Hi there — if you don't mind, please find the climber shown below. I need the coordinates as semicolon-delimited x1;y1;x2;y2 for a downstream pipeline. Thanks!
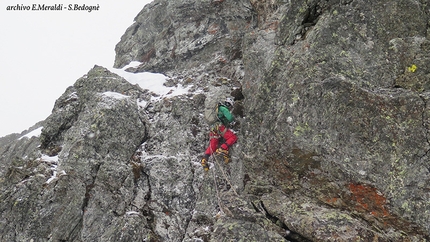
201;97;238;171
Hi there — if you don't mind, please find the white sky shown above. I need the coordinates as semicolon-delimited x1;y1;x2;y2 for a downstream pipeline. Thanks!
0;0;153;137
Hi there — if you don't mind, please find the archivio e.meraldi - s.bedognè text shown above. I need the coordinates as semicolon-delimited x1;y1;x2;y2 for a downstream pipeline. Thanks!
6;4;100;12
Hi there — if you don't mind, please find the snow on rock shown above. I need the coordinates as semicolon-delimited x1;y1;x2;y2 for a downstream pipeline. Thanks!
37;154;66;184
98;92;131;109
102;91;130;100
109;62;191;102
19;127;43;140
126;211;140;216
137;99;148;109
39;154;59;164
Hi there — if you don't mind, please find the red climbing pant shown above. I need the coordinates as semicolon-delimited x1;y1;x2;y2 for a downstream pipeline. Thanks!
204;124;237;156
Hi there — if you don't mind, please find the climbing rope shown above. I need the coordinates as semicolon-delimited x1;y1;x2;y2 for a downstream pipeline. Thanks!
213;155;239;196
210;158;224;215
209;145;239;197
206;143;227;215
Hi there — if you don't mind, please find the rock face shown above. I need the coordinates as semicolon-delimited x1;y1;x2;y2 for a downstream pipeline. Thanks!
1;0;430;241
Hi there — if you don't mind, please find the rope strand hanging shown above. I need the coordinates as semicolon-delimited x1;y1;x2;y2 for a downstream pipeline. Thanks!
209;145;239;197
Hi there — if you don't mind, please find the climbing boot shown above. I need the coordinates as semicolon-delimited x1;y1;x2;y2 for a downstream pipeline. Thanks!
216;147;229;156
223;155;230;164
201;158;209;171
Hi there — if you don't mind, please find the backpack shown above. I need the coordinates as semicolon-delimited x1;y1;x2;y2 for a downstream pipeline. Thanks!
205;102;223;125
204;94;234;125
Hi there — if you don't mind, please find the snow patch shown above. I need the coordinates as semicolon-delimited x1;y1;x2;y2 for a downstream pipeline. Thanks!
123;61;142;69
46;169;58;184
102;91;130;100
141;154;179;161
40;154;59;163
66;92;79;101
137;99;148;108
126;211;140;216
37;155;66;184
109;62;191;101
19;127;43;140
